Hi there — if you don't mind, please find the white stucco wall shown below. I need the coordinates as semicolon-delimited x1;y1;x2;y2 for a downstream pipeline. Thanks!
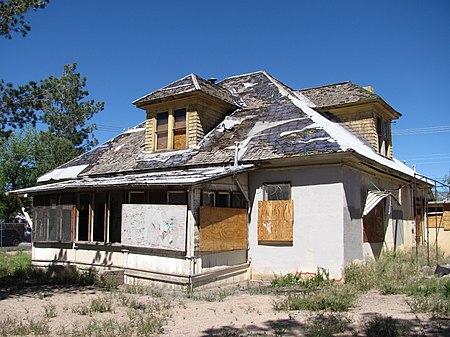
342;165;417;263
248;165;345;279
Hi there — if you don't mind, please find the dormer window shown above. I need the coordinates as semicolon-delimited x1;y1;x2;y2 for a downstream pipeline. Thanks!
155;108;187;151
156;111;169;150
173;108;187;150
376;116;390;156
134;74;239;153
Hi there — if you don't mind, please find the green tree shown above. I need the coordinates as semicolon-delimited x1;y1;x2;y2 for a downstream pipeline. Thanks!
0;129;37;220
0;0;49;39
39;63;104;151
0;63;104;219
0;79;41;140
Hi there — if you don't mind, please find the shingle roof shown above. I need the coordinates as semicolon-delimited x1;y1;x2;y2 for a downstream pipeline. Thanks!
297;81;378;108
28;71;415;187
298;81;400;118
133;74;238;107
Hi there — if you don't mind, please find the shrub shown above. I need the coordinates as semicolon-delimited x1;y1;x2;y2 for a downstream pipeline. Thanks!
365;315;410;337
271;267;331;289
274;284;357;312
305;313;351;337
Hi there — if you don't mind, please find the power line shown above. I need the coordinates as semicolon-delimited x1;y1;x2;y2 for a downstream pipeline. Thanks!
392;125;450;136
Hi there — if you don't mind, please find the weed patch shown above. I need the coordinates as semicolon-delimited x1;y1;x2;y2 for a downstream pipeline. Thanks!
305;313;351;337
274;284;357;312
365;315;410;337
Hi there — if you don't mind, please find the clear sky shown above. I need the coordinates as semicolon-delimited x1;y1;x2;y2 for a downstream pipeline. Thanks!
2;0;449;182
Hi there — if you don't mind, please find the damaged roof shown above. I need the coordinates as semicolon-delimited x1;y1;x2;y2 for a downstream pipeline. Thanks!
15;165;255;195
298;81;401;117
133;74;238;107
29;70;416;189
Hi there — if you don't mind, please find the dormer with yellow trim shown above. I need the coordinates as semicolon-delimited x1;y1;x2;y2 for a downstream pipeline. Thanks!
133;74;239;153
299;82;401;159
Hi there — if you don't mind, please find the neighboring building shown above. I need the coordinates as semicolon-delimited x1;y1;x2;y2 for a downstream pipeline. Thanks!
14;71;432;288
427;200;450;255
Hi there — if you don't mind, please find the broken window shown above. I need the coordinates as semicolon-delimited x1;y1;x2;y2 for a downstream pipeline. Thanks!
202;191;215;207
93;193;106;242
148;190;166;204
363;203;385;243
78;193;90;241
217;192;230;208
376;116;390;157
128;191;146;204
109;191;124;243
263;183;291;200
168;191;187;205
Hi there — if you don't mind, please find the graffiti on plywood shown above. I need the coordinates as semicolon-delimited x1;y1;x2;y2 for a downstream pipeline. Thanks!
121;204;187;251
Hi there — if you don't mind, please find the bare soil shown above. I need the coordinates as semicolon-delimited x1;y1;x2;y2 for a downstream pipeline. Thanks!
1;284;449;336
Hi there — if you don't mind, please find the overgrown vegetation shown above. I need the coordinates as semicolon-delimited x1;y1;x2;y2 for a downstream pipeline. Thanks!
364;315;410;337
345;248;450;316
304;313;351;337
271;268;357;312
274;283;357;312
0;250;97;288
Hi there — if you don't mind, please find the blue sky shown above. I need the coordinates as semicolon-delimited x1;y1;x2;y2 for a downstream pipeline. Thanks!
2;0;449;182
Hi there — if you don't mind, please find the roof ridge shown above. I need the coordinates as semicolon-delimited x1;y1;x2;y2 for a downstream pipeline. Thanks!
191;74;201;90
297;81;352;91
132;74;194;104
219;70;266;82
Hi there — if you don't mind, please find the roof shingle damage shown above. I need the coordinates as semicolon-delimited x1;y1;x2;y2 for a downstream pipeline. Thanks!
28;70;416;191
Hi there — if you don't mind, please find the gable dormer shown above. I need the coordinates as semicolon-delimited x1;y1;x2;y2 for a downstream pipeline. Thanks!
133;74;239;153
299;82;401;159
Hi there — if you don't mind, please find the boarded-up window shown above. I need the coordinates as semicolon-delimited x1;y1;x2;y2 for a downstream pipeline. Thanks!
33;205;73;242
156;111;169;150
173;108;186;150
258;200;294;244
199;206;247;252
363;203;385;242
121;204;187;250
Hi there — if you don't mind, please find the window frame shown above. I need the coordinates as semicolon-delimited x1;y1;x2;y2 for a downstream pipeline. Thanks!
154;107;188;152
263;182;291;201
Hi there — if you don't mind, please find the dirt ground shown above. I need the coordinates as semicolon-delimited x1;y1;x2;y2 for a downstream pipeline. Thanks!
0;283;449;336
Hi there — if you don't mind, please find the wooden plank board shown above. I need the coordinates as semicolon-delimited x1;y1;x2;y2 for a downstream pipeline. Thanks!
444;211;450;231
258;200;294;242
199;207;247;252
427;215;444;228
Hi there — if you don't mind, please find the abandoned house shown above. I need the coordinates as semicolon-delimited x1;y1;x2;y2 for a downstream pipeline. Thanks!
14;71;432;288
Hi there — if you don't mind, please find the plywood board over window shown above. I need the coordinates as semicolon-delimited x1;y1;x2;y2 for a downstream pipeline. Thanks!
121;204;187;251
199;206;247;252
258;200;294;244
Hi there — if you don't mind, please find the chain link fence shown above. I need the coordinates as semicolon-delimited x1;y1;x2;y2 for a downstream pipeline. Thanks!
0;221;27;247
